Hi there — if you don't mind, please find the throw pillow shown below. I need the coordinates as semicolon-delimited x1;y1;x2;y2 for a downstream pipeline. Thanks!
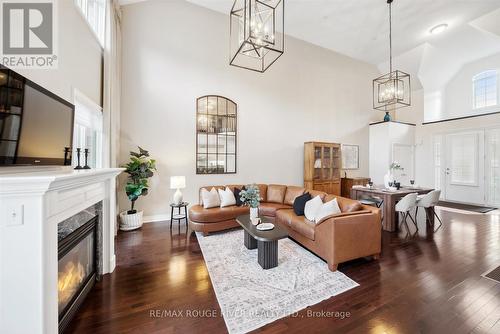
233;186;246;206
201;187;220;209
304;195;323;222
218;187;236;208
315;198;342;223
293;192;311;216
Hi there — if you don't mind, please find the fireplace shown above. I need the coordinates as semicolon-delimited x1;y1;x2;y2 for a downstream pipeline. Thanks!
58;215;98;332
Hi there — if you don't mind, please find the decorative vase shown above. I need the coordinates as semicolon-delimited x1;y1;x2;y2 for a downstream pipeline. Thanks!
384;170;394;189
383;111;391;122
250;207;258;219
119;210;144;231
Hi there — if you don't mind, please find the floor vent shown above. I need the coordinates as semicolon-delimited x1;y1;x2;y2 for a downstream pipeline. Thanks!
483;265;500;283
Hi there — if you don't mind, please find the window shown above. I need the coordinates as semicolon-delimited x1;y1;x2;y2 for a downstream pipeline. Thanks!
473;70;498;109
486;128;500;206
196;96;237;174
73;90;103;168
449;133;478;186
74;0;106;46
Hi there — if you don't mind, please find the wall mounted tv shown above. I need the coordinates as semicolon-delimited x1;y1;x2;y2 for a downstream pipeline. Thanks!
0;65;75;166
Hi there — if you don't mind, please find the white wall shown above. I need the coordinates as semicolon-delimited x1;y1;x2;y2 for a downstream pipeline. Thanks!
397;89;500;191
444;52;500;120
119;0;381;219
15;0;102;106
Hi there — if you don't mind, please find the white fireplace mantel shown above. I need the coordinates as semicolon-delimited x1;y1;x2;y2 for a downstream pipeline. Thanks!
0;168;123;334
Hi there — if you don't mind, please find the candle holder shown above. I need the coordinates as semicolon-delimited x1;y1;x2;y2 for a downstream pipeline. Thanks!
74;148;83;170
83;149;91;169
63;147;71;166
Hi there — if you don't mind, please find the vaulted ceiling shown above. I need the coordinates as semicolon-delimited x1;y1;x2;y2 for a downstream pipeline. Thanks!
122;0;500;90
187;0;500;63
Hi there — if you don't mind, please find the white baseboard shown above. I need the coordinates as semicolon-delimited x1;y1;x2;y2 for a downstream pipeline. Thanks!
143;214;171;223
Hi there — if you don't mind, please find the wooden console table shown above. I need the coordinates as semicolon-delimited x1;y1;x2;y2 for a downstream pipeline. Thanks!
341;177;370;198
351;186;434;232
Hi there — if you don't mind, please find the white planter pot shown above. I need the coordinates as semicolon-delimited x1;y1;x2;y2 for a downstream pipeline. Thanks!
250;207;259;219
119;210;144;231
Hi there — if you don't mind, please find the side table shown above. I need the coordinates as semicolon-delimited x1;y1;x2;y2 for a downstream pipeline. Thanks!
170;202;189;230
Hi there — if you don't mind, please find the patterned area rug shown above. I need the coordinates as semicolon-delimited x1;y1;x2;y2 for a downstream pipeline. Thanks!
196;230;359;334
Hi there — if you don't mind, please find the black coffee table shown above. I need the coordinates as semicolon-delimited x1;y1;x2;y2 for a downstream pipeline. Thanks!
236;215;288;269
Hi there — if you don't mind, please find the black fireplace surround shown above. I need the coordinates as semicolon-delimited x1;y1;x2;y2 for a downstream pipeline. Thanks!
57;202;102;333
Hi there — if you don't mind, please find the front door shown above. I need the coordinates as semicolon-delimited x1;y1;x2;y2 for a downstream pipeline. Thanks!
445;130;485;205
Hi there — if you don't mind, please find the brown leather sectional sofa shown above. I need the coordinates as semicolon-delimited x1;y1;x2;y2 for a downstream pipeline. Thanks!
189;184;382;271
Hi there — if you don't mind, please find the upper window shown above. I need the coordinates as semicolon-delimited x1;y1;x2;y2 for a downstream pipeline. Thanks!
74;0;106;46
73;90;103;169
473;70;498;110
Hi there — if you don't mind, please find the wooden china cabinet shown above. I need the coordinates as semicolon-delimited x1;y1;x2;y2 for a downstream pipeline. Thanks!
304;142;341;195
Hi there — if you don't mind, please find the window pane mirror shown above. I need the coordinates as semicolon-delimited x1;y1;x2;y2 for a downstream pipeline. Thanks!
196;95;237;174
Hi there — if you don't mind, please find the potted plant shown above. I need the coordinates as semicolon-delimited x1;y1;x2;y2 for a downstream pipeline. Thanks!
240;184;261;220
119;147;156;231
384;162;404;189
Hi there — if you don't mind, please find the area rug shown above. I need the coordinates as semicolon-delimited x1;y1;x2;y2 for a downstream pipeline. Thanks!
196;230;359;334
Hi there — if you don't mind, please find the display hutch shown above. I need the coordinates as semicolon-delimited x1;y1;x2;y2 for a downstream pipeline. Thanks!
304;142;341;195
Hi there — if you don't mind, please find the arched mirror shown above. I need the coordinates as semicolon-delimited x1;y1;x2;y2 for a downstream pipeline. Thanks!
196;95;237;174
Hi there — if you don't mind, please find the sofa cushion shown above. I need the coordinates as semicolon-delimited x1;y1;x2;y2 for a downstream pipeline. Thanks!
290;215;316;241
218;187;236;208
342;201;363;213
267;184;287;203
336;196;364;213
189;205;249;223
308;190;327;201
233;186;245;206
257;184;268;202
201;188;221;209
315;198;341;223
284;186;305;205
259;202;290;217
199;186;224;205
293;192;311;216
304;195;323;222
276;209;295;226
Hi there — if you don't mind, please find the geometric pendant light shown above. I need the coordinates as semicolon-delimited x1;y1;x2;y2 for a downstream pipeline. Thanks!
229;0;285;73
373;0;411;116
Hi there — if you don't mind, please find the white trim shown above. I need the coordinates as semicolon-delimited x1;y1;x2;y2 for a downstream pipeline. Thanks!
143;214;171;223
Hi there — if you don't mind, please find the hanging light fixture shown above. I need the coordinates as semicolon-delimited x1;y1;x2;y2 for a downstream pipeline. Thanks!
373;0;411;120
229;0;284;73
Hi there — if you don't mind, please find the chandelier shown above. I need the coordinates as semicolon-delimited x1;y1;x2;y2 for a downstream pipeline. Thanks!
373;0;411;118
229;0;284;73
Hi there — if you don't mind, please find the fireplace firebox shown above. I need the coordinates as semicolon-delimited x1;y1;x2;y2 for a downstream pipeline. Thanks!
58;216;98;332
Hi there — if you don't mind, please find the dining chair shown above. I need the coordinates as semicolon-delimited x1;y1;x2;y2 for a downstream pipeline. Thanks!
360;196;384;208
415;190;442;229
395;193;418;233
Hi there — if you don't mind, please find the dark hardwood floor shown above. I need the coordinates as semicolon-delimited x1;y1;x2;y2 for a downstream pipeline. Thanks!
67;209;500;334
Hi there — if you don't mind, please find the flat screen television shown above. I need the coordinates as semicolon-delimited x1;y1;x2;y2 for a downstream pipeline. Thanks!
0;66;74;166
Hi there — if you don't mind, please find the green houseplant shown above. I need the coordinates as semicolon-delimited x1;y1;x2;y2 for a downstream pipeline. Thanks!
240;184;261;219
119;147;156;231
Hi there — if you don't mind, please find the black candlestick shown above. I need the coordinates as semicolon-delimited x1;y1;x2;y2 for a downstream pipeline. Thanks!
63;147;71;166
74;148;83;170
83;149;91;169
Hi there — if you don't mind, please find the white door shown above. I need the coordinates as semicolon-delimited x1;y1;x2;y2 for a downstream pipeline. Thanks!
485;128;500;206
392;143;414;186
445;130;485;205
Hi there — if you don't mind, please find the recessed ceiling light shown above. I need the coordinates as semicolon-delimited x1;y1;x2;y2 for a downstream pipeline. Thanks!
430;23;448;35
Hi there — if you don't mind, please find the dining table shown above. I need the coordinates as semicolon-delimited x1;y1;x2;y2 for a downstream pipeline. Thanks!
350;185;434;232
